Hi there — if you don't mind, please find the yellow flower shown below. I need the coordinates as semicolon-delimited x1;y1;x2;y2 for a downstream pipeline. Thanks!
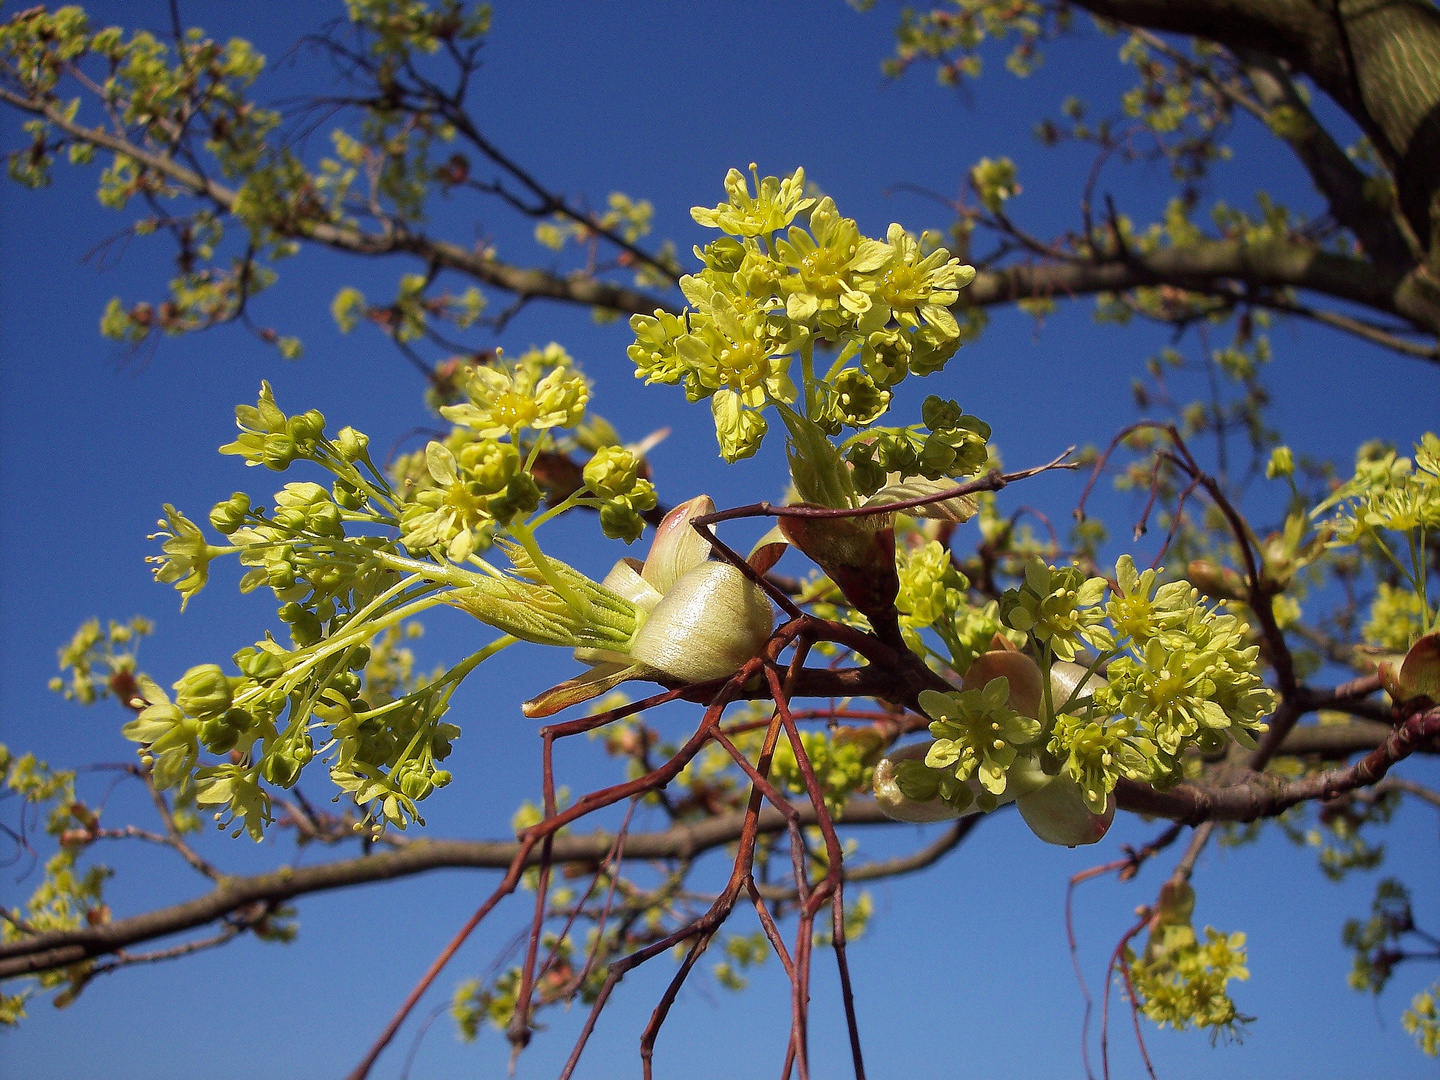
874;223;974;337
441;356;588;437
690;164;815;237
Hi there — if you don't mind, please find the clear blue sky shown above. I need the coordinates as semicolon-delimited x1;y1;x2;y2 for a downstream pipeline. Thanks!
2;3;1437;1078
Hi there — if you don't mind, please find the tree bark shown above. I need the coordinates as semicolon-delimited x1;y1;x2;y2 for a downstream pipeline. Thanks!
1073;0;1440;270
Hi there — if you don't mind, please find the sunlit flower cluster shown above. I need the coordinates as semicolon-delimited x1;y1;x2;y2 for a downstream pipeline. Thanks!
629;165;976;461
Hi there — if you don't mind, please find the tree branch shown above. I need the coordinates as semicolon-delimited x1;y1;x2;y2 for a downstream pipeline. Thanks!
964;237;1439;338
0;87;677;320
1234;47;1415;266
1071;0;1440;263
1;706;1416;984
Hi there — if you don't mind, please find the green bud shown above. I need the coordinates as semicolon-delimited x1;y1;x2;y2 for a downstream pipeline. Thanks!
209;492;251;534
174;664;235;720
198;708;251;754
846;442;888;496
287;409;325;445
346;645;371;670
922;395;964;432
917;434;958;477
273;507;308;533
458;439;519;495
599;501;647;543
331;671;362;700
335;426;369;462
261;751;301;788
310;501;343;537
234;646;287;681
1266;445;1294;480
431;769;453;788
198;717;239;754
583;445;641;500
861;327;911;387
265;557;298;591
333;480;364;510
700;236;746;273
262;433;297;470
398;767;433;801
487;472;542;524
277;603;323;646
831;369;890;426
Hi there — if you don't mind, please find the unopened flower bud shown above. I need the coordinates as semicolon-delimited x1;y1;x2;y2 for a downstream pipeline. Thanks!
583;445;641;500
234;646;287;681
209;492;251;534
174;664;235;720
262;433;297;470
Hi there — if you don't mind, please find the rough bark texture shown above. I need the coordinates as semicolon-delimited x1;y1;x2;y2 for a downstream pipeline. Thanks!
1075;0;1440;271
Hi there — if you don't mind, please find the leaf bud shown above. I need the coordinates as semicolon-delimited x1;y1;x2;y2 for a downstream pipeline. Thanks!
627;562;774;683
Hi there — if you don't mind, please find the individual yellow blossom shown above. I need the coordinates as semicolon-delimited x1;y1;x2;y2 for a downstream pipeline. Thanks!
441;357;588;437
690;164;815;237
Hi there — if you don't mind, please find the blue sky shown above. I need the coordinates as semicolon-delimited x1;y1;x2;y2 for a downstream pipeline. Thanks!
1;2;1437;1078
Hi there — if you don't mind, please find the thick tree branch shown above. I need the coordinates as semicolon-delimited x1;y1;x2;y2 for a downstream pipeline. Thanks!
1071;0;1440;263
0;797;902;980
965;236;1439;338
1235;47;1414;266
1118;705;1440;823
0;709;1412;984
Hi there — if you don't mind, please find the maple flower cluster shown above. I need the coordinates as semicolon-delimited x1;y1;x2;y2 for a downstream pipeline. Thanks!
628;165;977;461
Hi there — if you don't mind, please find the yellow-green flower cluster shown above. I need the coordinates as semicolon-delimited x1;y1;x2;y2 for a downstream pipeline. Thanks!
441;347;589;438
1106;554;1195;643
628;166;976;461
1364;582;1428;653
582;444;658;543
1404;985;1440;1056
1321;433;1440;543
896;540;968;632
918;679;1041;807
845;395;992;496
770;728;879;817
1129;923;1251;1036
148;505;231;610
1099;601;1273;778
1047;712;1150;814
1000;558;1112;661
398;440;520;561
48;616;153;705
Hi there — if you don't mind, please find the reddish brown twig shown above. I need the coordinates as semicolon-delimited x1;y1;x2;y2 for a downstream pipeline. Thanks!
694;449;1076;527
1067;823;1183;1080
1101;913;1153;1080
